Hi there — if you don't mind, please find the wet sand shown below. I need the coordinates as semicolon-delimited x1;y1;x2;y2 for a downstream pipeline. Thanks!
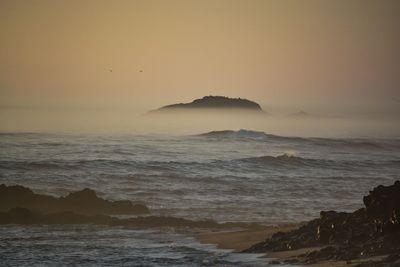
195;225;386;267
195;224;300;252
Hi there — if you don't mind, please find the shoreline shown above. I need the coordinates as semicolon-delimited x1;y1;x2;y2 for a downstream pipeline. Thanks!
194;225;387;267
2;182;399;267
195;224;300;252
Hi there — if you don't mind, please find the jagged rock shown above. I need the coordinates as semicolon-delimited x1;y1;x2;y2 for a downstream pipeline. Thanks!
363;181;400;233
60;188;149;214
0;184;149;215
244;181;400;266
353;254;400;267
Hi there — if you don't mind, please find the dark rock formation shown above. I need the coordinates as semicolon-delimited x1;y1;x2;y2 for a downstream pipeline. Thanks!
0;184;265;230
0;184;149;215
353;254;400;267
244;181;400;266
153;96;263;112
0;208;113;225
363;181;400;233
113;216;222;228
0;207;262;230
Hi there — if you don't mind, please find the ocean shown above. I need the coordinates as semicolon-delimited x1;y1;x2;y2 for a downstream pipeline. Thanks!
1;130;399;266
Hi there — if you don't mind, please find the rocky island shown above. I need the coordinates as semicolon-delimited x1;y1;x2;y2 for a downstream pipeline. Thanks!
151;96;263;112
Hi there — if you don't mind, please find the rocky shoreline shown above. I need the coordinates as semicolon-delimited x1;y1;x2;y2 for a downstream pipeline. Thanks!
0;184;261;230
0;184;149;215
1;182;399;266
244;181;400;266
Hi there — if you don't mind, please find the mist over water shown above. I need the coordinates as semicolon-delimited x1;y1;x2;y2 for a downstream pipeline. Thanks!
1;108;399;266
1;108;399;138
1;0;400;265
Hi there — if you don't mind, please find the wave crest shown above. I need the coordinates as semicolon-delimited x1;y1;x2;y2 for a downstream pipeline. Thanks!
197;129;398;150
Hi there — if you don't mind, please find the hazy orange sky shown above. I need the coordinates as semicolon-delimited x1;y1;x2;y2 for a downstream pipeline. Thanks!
0;0;399;134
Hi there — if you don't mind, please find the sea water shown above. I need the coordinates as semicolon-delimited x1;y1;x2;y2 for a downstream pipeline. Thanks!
1;130;399;266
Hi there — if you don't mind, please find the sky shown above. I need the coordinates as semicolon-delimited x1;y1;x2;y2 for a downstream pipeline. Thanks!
0;0;399;134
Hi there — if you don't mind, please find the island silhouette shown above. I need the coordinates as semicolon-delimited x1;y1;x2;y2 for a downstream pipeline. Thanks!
152;96;263;112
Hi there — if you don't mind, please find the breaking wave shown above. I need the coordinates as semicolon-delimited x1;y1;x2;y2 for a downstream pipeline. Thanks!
235;153;400;169
197;129;399;150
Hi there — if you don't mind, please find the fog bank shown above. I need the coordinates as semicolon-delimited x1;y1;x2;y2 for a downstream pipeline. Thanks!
1;108;398;138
